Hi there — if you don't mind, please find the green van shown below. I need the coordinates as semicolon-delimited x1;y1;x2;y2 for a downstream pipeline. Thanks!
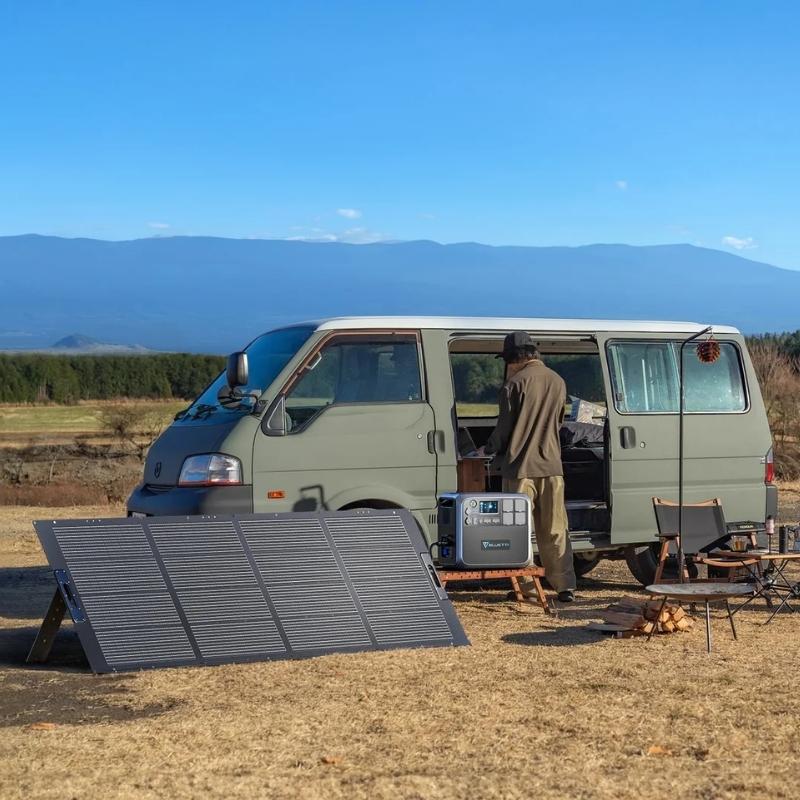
127;317;777;584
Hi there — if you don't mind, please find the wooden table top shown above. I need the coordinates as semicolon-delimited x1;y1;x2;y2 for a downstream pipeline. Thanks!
645;582;754;600
712;550;800;561
436;566;545;578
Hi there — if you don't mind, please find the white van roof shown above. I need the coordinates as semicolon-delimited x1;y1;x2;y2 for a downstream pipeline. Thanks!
309;316;740;334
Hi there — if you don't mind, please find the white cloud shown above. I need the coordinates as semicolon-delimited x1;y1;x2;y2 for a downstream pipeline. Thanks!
615;180;628;190
722;235;757;251
148;221;171;230
339;227;388;244
284;225;389;244
337;208;362;219
286;233;339;242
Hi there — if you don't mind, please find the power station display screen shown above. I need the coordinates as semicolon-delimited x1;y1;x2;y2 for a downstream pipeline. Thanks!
478;500;498;514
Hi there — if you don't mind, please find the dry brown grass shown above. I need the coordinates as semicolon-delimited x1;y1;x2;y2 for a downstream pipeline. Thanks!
2;503;800;800
0;483;110;507
749;342;800;479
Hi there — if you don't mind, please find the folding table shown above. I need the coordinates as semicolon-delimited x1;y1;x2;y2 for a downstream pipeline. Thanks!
712;551;800;623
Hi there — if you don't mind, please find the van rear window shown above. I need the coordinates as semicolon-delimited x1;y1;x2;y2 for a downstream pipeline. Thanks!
607;341;747;414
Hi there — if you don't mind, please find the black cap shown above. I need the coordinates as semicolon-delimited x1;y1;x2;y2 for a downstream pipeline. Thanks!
497;330;535;361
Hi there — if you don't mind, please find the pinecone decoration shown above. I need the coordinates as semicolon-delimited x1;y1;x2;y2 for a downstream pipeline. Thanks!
696;339;721;364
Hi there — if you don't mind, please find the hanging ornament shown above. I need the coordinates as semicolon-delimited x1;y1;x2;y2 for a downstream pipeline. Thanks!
696;338;721;364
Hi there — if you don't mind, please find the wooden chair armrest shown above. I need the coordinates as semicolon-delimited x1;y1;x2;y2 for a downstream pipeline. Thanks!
700;557;759;568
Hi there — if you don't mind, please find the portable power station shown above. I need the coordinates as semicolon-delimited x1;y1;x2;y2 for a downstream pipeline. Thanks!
436;493;532;569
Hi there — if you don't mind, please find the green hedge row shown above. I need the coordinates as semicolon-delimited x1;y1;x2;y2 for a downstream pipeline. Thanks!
0;354;226;403
1;331;796;405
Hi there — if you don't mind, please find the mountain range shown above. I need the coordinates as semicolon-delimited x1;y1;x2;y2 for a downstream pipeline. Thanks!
0;234;797;353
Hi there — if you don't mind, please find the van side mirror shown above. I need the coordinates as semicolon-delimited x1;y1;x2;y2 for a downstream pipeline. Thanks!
263;395;287;436
226;352;249;388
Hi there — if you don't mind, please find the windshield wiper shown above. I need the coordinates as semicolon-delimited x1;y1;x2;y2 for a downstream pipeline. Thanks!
191;403;218;419
217;386;263;414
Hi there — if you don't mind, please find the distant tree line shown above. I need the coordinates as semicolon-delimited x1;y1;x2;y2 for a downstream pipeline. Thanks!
0;354;225;403
451;354;605;404
0;330;797;405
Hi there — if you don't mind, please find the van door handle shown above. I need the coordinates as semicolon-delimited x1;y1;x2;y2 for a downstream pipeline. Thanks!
619;426;637;449
427;430;445;454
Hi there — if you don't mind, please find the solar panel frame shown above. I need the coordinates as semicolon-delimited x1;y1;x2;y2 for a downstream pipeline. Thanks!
33;509;468;672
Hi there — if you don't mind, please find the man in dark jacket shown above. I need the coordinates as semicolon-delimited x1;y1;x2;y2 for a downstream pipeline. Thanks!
480;331;577;602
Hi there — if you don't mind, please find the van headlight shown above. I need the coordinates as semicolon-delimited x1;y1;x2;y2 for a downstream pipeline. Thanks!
178;454;243;487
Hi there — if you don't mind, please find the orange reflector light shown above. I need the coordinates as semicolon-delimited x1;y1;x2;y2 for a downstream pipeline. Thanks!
267;490;286;500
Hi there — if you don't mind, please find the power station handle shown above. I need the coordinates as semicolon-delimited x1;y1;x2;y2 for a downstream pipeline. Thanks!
620;426;637;449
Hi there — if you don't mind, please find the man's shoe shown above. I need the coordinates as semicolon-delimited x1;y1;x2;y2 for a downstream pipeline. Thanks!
557;590;575;603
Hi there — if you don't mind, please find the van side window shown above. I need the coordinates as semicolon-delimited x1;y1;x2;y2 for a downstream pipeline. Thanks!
450;352;605;417
286;336;422;431
608;341;746;413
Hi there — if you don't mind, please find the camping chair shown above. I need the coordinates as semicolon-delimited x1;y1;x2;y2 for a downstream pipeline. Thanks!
648;498;761;652
652;497;759;583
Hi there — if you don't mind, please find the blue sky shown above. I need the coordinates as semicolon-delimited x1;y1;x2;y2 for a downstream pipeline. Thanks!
1;1;799;268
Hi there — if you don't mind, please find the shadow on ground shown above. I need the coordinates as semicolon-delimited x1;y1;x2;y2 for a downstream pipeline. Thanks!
0;625;87;670
0;566;57;620
502;628;606;647
0;628;183;728
0;662;183;728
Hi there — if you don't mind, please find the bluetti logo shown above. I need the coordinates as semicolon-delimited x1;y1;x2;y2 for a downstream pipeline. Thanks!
481;539;511;551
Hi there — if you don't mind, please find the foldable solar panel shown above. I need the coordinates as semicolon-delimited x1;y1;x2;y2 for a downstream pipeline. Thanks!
30;509;468;672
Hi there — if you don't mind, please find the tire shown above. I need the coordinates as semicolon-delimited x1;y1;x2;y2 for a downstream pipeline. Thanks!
624;544;698;586
573;551;602;577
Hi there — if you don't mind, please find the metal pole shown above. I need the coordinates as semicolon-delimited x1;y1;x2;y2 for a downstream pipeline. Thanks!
678;326;712;584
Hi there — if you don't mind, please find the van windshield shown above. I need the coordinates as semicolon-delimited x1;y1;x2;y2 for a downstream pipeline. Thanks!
177;326;315;423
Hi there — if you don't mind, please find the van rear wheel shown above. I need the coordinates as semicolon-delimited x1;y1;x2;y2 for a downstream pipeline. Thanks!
624;544;698;585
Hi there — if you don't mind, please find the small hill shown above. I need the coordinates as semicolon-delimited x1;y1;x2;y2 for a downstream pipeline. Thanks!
0;332;155;355
48;334;153;354
52;334;105;349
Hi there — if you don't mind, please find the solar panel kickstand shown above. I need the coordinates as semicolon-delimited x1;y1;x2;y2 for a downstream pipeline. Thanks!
27;586;67;664
27;569;87;665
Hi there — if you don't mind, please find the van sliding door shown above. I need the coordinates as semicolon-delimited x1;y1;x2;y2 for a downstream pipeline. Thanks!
597;332;769;546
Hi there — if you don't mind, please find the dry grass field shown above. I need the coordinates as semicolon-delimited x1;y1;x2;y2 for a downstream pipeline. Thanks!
2;492;800;800
0;401;186;506
0;400;185;445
